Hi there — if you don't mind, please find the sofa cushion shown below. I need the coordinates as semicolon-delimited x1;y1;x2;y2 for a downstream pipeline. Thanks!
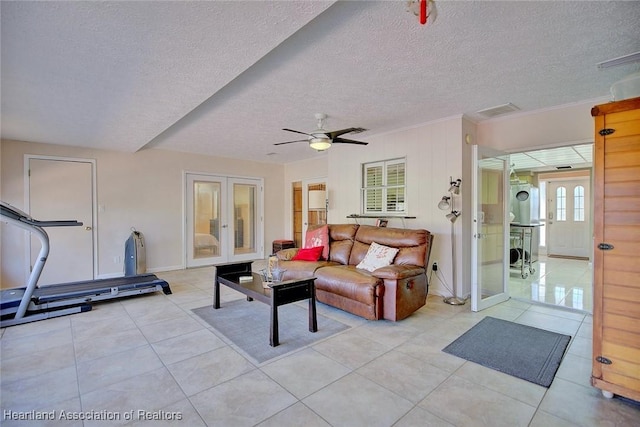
356;242;399;272
315;265;382;305
292;246;323;261
305;224;329;260
327;224;359;264
279;259;337;281
350;225;430;267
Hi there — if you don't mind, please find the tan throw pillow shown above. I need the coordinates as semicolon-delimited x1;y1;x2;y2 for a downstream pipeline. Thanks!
356;242;399;272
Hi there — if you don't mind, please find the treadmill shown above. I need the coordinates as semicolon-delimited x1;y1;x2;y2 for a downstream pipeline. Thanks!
0;201;171;327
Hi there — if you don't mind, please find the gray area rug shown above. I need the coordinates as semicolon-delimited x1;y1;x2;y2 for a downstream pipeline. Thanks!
442;316;571;387
193;300;350;364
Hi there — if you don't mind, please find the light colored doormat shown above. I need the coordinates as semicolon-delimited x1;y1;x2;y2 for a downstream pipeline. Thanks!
193;300;350;365
442;316;571;387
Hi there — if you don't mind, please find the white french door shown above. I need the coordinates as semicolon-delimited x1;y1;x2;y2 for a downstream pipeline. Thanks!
186;173;263;267
471;145;510;311
547;177;591;258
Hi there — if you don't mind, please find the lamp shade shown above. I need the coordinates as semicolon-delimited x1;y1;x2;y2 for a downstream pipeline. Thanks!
308;190;326;210
446;211;461;223
438;196;451;210
309;135;332;151
449;179;461;194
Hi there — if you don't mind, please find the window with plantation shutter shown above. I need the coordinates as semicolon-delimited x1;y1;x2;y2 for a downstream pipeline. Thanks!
362;158;407;215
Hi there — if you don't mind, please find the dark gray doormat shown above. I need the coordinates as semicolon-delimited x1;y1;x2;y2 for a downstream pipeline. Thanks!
193;300;350;365
442;316;571;387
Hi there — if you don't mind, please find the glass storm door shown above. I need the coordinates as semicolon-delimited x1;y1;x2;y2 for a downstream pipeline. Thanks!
471;145;510;311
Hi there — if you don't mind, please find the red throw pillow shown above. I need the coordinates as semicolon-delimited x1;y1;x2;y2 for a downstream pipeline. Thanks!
305;224;329;260
292;246;324;261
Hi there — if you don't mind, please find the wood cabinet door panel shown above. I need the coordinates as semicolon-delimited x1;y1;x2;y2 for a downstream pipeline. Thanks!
592;97;640;399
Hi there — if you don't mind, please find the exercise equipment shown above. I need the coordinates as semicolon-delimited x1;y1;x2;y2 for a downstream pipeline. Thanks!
0;201;171;327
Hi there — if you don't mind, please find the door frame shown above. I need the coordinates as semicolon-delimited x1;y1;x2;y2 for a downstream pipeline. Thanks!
543;173;592;259
24;155;98;280
302;178;327;239
471;145;510;311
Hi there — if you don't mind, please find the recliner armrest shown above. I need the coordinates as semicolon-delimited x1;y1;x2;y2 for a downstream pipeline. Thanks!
371;265;425;280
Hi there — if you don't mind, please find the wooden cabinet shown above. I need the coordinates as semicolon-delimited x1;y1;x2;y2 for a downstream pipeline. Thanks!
591;96;640;401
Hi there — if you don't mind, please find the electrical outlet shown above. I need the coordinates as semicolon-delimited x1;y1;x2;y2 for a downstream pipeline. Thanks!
432;262;438;271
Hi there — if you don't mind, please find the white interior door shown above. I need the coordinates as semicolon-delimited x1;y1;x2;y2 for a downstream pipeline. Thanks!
547;178;590;258
28;157;95;285
186;174;263;267
471;145;510;311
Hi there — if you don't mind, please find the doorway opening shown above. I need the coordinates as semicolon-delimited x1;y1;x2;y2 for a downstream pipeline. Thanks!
507;144;593;313
291;179;327;248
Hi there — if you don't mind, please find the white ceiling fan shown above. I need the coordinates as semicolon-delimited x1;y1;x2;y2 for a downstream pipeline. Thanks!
274;113;368;151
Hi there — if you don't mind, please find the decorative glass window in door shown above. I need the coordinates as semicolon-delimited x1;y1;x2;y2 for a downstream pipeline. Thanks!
556;186;566;221
574;185;585;222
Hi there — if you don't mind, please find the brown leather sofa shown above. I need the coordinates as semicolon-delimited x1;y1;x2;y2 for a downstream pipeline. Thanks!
276;224;433;321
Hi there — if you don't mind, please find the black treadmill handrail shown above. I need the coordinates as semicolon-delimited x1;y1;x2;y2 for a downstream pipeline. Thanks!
1;201;82;227
20;218;83;227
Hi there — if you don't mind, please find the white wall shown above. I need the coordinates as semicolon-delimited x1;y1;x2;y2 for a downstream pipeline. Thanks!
327;116;464;298
477;98;605;152
1;139;285;288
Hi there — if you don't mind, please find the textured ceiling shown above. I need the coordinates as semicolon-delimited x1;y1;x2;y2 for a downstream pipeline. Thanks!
2;1;639;164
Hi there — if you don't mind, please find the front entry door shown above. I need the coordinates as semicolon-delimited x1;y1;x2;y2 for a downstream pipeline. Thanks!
471;145;510;311
547;178;591;258
28;157;95;285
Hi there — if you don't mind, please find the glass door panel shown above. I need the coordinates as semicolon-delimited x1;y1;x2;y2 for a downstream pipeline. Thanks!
472;145;510;311
230;179;261;260
186;174;226;267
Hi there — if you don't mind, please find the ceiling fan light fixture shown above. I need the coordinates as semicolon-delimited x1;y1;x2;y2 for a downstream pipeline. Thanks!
309;135;332;151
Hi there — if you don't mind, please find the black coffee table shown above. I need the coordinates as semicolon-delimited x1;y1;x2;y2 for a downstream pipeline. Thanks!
213;261;317;347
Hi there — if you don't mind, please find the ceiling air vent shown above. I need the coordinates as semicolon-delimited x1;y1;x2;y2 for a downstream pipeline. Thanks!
476;103;520;118
556;165;573;170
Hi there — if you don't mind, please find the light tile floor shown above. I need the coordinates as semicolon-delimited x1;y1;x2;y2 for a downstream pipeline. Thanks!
509;255;593;313
2;265;639;426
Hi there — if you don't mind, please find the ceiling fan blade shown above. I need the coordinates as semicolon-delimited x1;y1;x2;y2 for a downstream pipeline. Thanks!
333;137;368;146
274;139;308;146
282;128;312;136
328;127;366;139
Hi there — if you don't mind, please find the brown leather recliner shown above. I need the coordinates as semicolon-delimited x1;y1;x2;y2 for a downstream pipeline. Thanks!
277;224;433;321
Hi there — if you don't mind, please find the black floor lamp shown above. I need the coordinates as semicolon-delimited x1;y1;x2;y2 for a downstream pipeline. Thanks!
438;177;466;306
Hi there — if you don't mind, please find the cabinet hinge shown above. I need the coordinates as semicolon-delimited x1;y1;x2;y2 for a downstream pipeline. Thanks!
596;356;612;365
599;128;615;136
598;243;614;251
